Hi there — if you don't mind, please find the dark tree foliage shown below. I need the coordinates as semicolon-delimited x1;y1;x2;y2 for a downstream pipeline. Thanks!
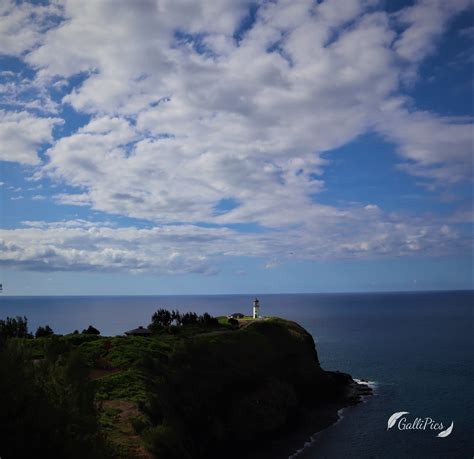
149;309;219;332
82;325;100;335
0;315;30;340
149;308;173;333
139;320;331;459
0;339;110;458
199;313;218;327
180;312;198;325
35;324;54;338
228;318;239;326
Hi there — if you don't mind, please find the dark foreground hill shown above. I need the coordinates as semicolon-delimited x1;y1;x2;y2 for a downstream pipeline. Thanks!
1;316;370;458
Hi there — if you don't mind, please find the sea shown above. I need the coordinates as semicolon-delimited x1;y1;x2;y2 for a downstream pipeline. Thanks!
1;290;472;458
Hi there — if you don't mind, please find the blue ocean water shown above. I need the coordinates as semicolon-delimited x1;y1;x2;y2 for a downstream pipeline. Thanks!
1;291;472;458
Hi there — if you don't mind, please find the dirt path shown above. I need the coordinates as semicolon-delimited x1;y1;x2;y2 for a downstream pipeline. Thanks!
89;367;122;380
101;400;152;459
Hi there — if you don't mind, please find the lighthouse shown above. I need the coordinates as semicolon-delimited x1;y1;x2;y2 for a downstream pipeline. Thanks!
252;298;260;319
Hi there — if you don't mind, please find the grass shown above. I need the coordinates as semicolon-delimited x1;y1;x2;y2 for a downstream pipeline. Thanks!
21;322;255;456
95;368;147;402
99;400;151;459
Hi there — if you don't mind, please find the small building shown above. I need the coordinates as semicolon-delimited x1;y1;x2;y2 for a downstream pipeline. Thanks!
125;326;152;337
253;298;260;319
228;312;245;319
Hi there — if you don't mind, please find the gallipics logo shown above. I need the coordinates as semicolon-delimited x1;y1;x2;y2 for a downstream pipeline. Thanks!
387;412;454;438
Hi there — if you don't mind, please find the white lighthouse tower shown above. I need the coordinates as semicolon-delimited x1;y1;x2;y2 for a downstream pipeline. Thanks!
252;297;260;319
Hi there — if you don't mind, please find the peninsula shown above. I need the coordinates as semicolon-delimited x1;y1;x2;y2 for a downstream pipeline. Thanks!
0;311;371;458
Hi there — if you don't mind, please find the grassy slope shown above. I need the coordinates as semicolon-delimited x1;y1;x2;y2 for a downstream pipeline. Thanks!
24;318;335;458
26;320;238;457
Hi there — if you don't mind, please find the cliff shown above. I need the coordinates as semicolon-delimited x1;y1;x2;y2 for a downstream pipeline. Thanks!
16;317;370;458
137;318;371;458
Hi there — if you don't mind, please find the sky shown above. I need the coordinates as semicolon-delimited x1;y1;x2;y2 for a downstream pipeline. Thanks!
0;0;473;295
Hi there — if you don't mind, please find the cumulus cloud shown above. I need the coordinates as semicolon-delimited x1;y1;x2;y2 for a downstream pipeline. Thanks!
0;212;469;274
26;0;469;226
0;0;61;56
25;0;469;226
0;0;472;273
0;110;62;164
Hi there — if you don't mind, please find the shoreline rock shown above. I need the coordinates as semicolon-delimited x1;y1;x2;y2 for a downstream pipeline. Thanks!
243;379;373;459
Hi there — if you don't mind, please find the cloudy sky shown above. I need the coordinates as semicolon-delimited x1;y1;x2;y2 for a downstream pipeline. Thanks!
0;0;472;295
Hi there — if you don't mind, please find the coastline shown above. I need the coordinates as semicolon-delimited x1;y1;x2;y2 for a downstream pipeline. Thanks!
243;380;373;459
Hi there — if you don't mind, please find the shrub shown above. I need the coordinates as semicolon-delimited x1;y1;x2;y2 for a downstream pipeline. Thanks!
131;415;150;434
82;325;100;335
44;336;72;362
165;325;181;335
35;325;54;338
199;312;218;327
228;318;239;326
142;424;190;459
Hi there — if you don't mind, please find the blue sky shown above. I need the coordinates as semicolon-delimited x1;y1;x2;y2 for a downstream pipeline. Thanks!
0;0;472;295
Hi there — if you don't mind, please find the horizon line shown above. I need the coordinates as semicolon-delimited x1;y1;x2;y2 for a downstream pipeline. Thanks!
1;288;472;298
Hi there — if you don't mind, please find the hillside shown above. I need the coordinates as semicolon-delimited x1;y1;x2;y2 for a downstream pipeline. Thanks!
8;316;370;458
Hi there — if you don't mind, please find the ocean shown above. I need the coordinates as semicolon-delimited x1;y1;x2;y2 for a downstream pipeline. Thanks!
1;290;472;458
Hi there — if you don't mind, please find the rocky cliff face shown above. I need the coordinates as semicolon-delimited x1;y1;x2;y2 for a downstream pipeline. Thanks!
140;318;370;459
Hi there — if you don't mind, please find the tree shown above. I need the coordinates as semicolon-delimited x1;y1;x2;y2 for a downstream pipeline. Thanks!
149;308;173;333
0;339;110;458
180;312;198;325
198;312;218;327
35;325;54;338
82;325;100;335
0;316;29;340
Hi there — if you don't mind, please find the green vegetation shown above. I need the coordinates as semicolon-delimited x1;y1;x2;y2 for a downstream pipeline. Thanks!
138;318;352;458
83;324;101;335
1;311;354;458
35;324;54;338
149;309;219;333
0;315;30;341
0;338;110;458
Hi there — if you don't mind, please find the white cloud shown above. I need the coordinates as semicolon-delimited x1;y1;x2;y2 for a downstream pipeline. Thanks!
24;0;469;227
0;110;62;164
376;104;473;183
0;0;472;273
394;0;471;64
0;213;469;274
264;260;281;269
0;74;60;114
0;0;61;56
